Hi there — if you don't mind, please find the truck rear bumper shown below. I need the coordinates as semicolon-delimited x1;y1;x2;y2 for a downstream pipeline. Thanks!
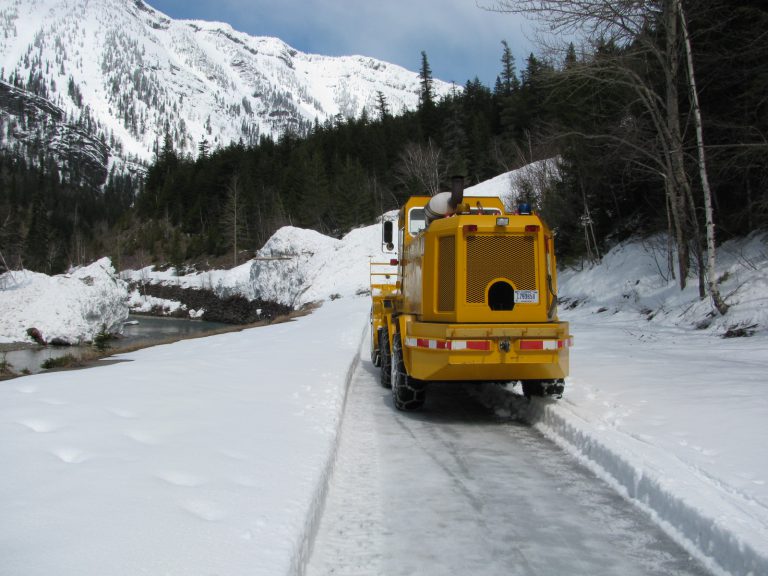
403;320;571;381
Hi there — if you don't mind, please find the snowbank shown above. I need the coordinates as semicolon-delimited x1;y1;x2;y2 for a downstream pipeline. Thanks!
124;222;388;310
0;258;129;345
244;221;396;307
559;232;768;335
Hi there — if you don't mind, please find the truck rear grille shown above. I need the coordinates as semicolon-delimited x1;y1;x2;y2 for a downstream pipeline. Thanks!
466;236;536;303
438;235;456;312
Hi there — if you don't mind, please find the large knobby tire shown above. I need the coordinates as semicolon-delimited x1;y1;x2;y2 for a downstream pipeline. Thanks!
522;379;565;398
391;332;426;410
370;326;381;367
379;327;392;389
522;380;545;398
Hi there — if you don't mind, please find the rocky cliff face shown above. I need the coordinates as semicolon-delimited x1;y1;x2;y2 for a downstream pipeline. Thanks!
0;80;110;190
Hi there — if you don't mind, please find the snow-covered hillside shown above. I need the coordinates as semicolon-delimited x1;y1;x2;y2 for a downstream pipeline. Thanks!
0;0;453;164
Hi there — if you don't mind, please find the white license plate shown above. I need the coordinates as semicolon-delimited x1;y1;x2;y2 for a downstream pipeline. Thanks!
514;290;539;304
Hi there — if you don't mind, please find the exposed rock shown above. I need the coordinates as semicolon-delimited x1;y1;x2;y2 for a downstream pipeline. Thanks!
26;327;46;345
134;283;291;324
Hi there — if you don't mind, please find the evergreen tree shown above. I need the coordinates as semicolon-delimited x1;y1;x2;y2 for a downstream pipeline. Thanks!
418;51;438;138
198;137;210;160
499;40;520;96
564;42;578;69
418;51;435;111
497;43;523;145
442;89;468;177
376;91;390;121
24;187;52;272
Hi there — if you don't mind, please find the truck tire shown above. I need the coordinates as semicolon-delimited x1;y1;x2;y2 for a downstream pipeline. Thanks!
391;332;426;410
522;380;544;398
371;327;381;367
379;327;392;388
522;379;565;398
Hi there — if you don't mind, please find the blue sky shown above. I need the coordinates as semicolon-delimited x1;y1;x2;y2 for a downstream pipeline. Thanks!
147;0;535;87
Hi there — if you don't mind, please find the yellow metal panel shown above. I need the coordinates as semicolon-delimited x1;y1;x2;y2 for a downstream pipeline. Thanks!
406;346;569;381
402;319;570;382
437;235;456;312
466;235;537;302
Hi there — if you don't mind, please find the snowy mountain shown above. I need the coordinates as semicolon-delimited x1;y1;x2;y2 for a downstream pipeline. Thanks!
0;0;454;168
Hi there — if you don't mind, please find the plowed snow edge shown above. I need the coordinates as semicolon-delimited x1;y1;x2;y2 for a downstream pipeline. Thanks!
291;321;367;576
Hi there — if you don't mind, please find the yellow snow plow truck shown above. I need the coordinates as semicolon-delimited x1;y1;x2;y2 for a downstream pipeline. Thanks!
372;176;571;410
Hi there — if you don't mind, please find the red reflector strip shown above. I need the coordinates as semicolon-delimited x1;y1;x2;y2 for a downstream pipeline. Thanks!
525;225;540;232
519;339;571;351
405;337;490;351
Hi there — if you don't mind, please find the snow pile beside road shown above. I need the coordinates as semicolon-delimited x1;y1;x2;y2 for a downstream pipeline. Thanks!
0;258;129;344
124;222;388;310
293;224;388;305
248;226;342;306
559;232;768;335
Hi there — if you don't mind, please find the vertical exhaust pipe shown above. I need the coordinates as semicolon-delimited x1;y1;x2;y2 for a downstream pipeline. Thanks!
424;175;467;226
449;175;464;210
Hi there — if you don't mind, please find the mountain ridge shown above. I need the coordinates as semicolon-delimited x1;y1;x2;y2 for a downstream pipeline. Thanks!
0;0;453;171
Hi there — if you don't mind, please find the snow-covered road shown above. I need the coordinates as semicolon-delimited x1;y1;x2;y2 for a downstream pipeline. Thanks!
307;351;712;576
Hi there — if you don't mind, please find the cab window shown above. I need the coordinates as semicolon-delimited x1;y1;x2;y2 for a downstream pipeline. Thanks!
408;208;426;236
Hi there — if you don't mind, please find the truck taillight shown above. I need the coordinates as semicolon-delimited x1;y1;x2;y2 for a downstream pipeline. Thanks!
525;225;540;232
390;258;399;266
464;224;478;233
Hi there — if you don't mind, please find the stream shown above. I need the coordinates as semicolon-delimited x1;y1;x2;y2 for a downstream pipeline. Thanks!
1;315;230;376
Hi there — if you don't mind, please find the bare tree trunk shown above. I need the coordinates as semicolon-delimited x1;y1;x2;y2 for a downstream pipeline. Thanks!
665;193;676;280
676;0;729;314
0;250;16;285
663;0;691;289
579;177;600;261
